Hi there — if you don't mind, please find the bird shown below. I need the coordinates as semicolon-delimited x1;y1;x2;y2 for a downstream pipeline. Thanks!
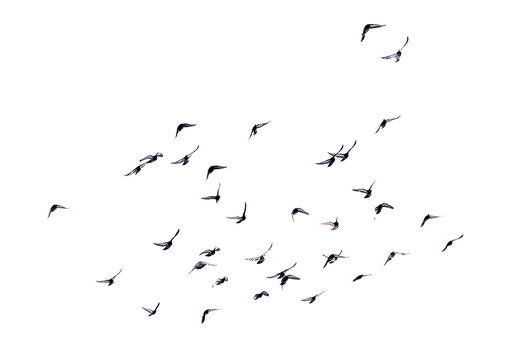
353;274;372;282
201;308;220;324
48;204;68;218
321;217;339;230
139;152;163;164
253;291;270;300
199;247;220;257
246;243;273;264
227;202;247;223
382;36;409;62
352;180;376;199
301;291;325;304
124;163;147;176
316;144;344;167
442;234;464;252
329;140;357;162
171;145;199;165
267;263;297;279
175;123;196;138
280;274;300;289
153;229;180;251
201;183;221;203
384;251;410;266
249;121;271;139
142;302;160;317
375;115;400;134
212;276;228;287
375;203;394;214
361;24;386;42
291;208;309;222
322;250;349;268
189;261;217;274
421;214;442;227
96;269;122;286
206;165;227;181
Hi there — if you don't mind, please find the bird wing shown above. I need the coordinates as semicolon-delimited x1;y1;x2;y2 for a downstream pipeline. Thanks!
369;24;385;29
262;243;273;256
96;279;110;283
153;242;169;247
352;188;367;193
142;307;153;314
199;249;211;256
381;53;396;59
287;275;300;280
112;269;122;278
187;145;200;157
441;242;450;252
301;297;314;302
226;216;242;220
452;234;464;241
245;256;261;261
399;36;409;51
296;208;309;215
202;196;216;200
154;303;160;311
170;229;180;241
321;221;335;226
139;155;153;162
386;115;401;122
171;157;185;164
316;158;332;165
382;203;394;209
256;121;271;128
262;291;269;296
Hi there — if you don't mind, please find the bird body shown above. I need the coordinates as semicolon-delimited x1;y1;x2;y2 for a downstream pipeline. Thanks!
206;165;227;181
322;251;348;268
361;24;386;42
227;202;247;223
353;274;372;282
96;269;122;286
153;229;180;250
382;36;409;62
280;274;300;289
321;217;339;230
201;308;220;323
171;145;199;165
212;276;228;287
200;247;220;257
375;203;394;214
421;214;442;227
329;140;357;162
139;152;163;164
442;234;464;252
384;251;410;266
301;291;325;304
175;123;196;138
267;263;297;279
48;204;68;218
189;261;217;274
352;180;376;198
249;121;271;139
291;208;309;222
246;243;273;264
201;183;221;203
253;291;269;300
142;302;160;316
124;163;147;176
375;115;400;134
316;144;344;167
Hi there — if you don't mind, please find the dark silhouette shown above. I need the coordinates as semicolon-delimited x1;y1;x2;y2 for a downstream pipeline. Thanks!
291;208;309;222
316;144;344;167
206;165;227;181
96;269;122;286
442;234;464;252
352;180;376;198
171;145;199;165
421;214;442;227
139;152;163;164
201;308;220;324
375;203;394;214
253;291;269;300
246;243;273;264
267;263;297;279
382;36;409;62
189;261;217;274
201;183;221;203
321;217;339;230
48;204;68;218
249;121;271;139
384;251;410;266
322;250;348;268
280;274;300;289
301;291;325;304
175;123;196;138
212;276;228;287
227;202;247;223
329;140;357;162
361;24;386;42
142;302;160;317
124;163;146;176
375;115;400;134
200;247;220;257
353;274;372;282
153;229;180;251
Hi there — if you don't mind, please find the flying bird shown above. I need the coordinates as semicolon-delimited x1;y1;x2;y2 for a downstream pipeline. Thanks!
321;217;339;231
322;250;349;268
124;163;147;176
442;234;464;252
189;261;217;274
352;180;376;199
375;115;400;134
249;121;271;139
246;243;273;264
353;274;372;282
139;152;163;164
212;276;228;287
382;36;409;62
199;247;220;257
291;208;309;222
206;165;227;181
227;202;247;223
253;291;270;300
175;123;196;138
361;24;386;42
301;291;325;304
280;274;300;289
96;269;122;286
421;214;442;227
201;183;221;203
329;140;357;162
142;302;160;317
384;251;410;266
375;203;394;214
267;263;297;279
153;229;180;250
171;145;199;165
316;144;344;167
48;204;67;218
201;308;220;324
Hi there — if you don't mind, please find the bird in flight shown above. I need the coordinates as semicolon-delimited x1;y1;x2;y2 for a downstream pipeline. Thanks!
353;274;372;282
352;180;376;199
124;163;147;176
420;214;442;227
201;183;221;203
201;308;220;324
171;145;199;165
142;302;160;317
153;229;180;251
322;250;349;268
267;262;297;279
96;269;122;286
291;208;309;222
199;247;220;257
212;276;228;287
206;165;227;181
375;203;394;214
361;24;386;42
321;217;339;231
227;202;247;223
382;36;409;62
442;234;464;252
175;123;196;138
375;115;400;134
253;291;270;300
246;243;273;264
48;204;68;218
189;261;217;274
384;251;410;266
329;140;357;162
316;144;344;167
280;274;301;289
139;152;163;164
301;291;325;304
249;121;271;139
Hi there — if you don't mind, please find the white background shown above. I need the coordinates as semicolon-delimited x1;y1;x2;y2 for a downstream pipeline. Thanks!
1;1;513;359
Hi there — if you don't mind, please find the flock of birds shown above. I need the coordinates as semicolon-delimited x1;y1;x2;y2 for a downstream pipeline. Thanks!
46;24;463;324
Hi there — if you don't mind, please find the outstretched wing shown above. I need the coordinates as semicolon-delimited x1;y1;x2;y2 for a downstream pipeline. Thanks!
399;36;409;51
381;53;396;60
96;279;110;284
171;157;185;164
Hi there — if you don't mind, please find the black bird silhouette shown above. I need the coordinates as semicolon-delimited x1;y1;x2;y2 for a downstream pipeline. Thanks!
421;214;442;227
375;115;400;134
382;36;409;62
139;152;163;164
253;291;270;300
375;203;394;214
206;165;227;181
201;308;220;324
280;274;300;289
246;243;273;264
321;217;339;230
142;302;160;317
267;263;297;279
249;121;271;139
291;208;309;222
96;269;122;286
153;229;180;251
322;250;349;268
316;144;344;167
353;180;376;198
227;202;247;223
175;123;196;138
361;24;386;42
201;183;221;203
353;274;372;282
199;247;220;257
171;145;199;165
48;204;68;218
442;234;464;252
189;261;217;274
329;140;357;162
384;251;410;266
212;276;228;287
124;163;147;176
301;291;325;304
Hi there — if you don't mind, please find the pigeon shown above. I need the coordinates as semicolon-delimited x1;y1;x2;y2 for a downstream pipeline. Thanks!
201;308;220;324
375;203;394;214
201;183;221;203
96;269;122;286
48;204;68;218
442;234;464;252
199;247;220;257
421;214;442;227
381;36;409;62
316;144;344;167
361;24;386;42
227;202;247;223
175;123;196;138
253;291;270;300
322;251;349;268
246;243;273;264
206;165;227;181
291;208;309;222
353;274;372;282
189;261;217;274
301;291;325;304
329;140;357;162
171;145;199;165
384;251;410;266
321;217;339;231
375;115;400;134
124;163;147;176
142;302;160;317
249;121;271;139
139;152;163;164
352;180;376;199
267;263;297;279
280;274;301;289
212;276;228;287
153;229;180;251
